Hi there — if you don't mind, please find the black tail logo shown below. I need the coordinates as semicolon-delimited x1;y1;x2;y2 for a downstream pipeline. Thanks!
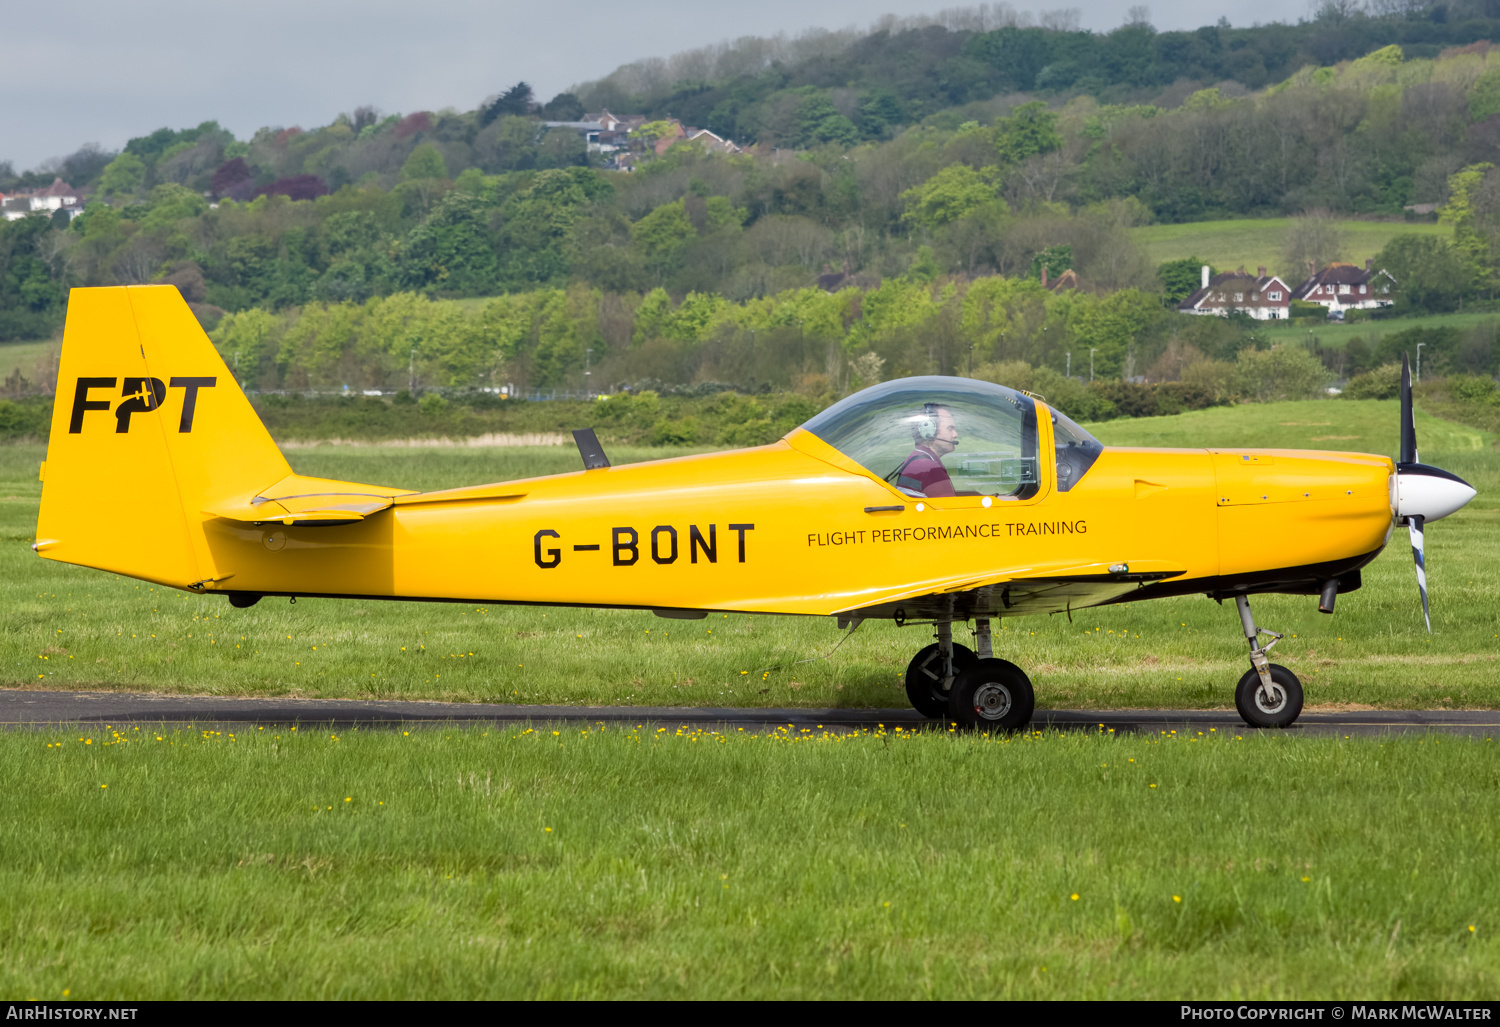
69;377;217;434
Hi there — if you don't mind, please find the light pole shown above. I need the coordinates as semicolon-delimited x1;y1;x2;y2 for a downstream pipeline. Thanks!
1090;348;1097;382
1066;352;1071;379
409;347;417;395
1416;342;1425;383
585;347;594;396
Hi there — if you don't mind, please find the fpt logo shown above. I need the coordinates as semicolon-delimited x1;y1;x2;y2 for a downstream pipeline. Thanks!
68;376;217;434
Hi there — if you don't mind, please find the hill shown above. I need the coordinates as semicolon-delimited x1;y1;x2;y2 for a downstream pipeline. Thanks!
4;8;1500;394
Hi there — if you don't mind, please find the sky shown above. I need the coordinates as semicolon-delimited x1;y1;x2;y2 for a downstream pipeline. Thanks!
1;0;1315;173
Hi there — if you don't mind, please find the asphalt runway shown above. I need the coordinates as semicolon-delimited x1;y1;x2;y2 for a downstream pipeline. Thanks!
2;689;1497;737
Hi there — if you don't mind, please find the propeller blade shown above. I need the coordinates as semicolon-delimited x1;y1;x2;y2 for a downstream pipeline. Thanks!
1409;514;1431;633
1400;352;1418;465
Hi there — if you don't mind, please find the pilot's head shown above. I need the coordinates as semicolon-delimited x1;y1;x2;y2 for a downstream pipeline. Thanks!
912;403;959;456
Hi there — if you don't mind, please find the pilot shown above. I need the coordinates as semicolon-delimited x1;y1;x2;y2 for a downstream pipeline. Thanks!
891;403;959;497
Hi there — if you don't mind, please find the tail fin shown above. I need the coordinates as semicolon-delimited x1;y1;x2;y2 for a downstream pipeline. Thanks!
36;285;291;588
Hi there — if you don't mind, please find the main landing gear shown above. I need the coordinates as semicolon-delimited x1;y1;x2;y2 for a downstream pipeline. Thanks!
1231;595;1304;729
904;618;1035;732
900;596;1306;732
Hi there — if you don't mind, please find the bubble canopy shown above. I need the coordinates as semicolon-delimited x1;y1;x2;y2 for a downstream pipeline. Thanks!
800;376;1051;498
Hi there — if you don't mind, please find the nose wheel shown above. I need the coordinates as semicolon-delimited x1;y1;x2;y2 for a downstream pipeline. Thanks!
1231;596;1304;728
1235;664;1303;728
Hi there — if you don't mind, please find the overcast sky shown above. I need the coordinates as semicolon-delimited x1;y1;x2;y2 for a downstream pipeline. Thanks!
2;0;1314;172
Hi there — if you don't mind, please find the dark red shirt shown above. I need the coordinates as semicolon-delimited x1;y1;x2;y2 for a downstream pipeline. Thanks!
896;448;955;497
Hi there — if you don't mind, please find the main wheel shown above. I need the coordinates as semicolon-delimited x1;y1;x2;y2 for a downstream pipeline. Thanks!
1234;664;1304;728
948;658;1035;732
905;643;976;718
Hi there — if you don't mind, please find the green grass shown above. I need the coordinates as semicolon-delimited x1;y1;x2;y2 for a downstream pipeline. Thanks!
4;399;1498;710
3;724;1497;999
1254;310;1500;350
0;336;61;382
1130;218;1449;279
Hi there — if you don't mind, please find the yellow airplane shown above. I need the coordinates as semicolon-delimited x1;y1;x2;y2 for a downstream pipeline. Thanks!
34;286;1478;730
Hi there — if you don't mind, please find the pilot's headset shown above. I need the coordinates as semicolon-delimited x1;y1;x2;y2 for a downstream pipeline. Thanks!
912;403;940;441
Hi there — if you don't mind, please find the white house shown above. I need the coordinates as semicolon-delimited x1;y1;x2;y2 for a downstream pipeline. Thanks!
1178;265;1294;321
1;178;82;221
1291;260;1396;312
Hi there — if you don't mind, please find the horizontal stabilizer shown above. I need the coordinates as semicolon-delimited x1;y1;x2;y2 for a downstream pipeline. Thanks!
204;473;415;527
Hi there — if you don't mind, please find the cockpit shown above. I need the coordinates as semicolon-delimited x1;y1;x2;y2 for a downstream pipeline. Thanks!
799;376;1103;498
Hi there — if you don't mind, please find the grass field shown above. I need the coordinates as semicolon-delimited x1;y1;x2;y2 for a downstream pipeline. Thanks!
0;336;60;383
3;724;1497;999
3;399;1497;711
1130;218;1450;279
1256;310;1500;351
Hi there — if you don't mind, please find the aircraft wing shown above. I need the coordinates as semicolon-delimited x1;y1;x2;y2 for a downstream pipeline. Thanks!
831;559;1187;622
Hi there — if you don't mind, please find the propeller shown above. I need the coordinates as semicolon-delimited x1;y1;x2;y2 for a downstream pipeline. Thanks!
1393;353;1476;632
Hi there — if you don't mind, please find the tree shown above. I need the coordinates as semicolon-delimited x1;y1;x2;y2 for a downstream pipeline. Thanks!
98;152;146;198
1280;212;1345;280
401;143;449;181
900;165;1002;230
542;93;585;120
1031;245;1073;281
1374;235;1465;312
398;192;500;295
1233;345;1331;401
1158;256;1213;305
793;93;858;148
1437;162;1496;293
252;175;328;202
632;200;696;276
995;102;1062;165
482;82;535;126
210;158;253;199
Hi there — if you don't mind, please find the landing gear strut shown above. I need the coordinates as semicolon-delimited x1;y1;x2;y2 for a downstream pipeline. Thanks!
1231;595;1304;729
903;617;1035;732
904;618;975;718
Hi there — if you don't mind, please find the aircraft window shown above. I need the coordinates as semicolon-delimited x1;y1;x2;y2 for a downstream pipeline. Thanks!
1052;408;1103;493
800;376;1039;499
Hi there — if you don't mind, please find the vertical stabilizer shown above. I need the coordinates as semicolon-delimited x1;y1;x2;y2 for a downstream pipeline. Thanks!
35;286;291;588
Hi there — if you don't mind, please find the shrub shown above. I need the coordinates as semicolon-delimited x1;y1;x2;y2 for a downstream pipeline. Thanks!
1342;363;1402;400
1232;345;1331;402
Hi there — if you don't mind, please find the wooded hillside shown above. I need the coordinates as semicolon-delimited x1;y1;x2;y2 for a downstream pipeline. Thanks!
5;4;1500;392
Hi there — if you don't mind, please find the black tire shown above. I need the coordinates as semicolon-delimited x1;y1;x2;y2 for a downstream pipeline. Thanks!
905;642;977;718
1234;664;1304;728
227;592;262;609
949;658;1035;732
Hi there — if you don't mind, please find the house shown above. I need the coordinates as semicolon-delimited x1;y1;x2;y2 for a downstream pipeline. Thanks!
584;110;648;153
1178;265;1294;320
588;110;648;135
653;120;687;155
1291;260;1395;313
684;128;741;155
542;119;608;151
2;177;83;221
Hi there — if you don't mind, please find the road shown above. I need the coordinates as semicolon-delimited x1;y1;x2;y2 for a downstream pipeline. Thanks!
2;689;1497;737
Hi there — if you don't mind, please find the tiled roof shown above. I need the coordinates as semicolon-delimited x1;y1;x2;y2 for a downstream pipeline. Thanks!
1178;271;1290;311
1290;262;1389;300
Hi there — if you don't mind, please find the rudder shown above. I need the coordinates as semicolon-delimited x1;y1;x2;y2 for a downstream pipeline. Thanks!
36;285;291;588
